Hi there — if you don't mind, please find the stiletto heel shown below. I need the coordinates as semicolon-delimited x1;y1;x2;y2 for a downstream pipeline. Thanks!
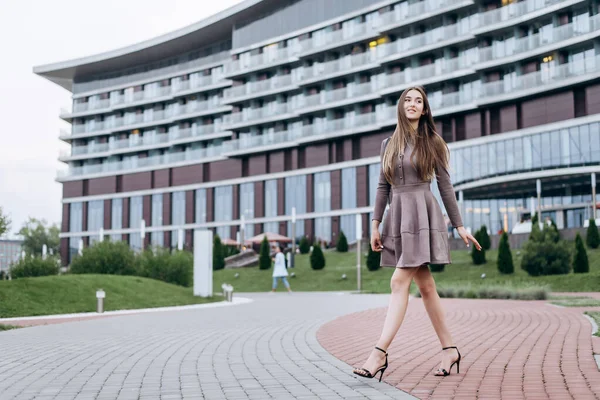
353;346;388;381
434;346;462;376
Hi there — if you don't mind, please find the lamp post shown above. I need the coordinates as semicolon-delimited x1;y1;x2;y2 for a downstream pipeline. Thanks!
291;207;296;268
592;172;597;220
356;213;362;292
140;219;146;251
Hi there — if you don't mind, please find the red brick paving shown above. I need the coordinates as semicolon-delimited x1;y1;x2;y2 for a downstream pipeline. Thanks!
317;298;600;400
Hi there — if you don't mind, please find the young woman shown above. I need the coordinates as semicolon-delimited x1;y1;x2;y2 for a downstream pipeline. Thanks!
271;246;292;293
353;87;481;381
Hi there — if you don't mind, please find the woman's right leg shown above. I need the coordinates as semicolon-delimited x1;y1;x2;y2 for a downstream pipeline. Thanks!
355;266;420;375
271;277;278;291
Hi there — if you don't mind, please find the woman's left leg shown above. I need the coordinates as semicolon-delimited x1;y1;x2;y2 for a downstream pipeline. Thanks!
413;265;460;374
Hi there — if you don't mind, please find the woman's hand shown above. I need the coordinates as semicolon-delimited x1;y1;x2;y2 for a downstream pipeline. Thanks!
456;226;482;251
371;230;384;252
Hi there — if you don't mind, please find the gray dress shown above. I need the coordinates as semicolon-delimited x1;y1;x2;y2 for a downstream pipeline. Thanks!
372;138;463;268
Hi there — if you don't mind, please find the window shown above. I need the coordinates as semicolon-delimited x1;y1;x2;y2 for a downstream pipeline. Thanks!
195;188;207;223
240;183;255;237
340;168;357;241
285;175;306;239
264;180;278;233
129;196;143;251
171;191;186;248
314;172;331;242
88;200;104;244
214;186;233;239
151;194;164;246
111;199;123;241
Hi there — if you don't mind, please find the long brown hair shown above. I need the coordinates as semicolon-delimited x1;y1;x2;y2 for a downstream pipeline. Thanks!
382;86;449;183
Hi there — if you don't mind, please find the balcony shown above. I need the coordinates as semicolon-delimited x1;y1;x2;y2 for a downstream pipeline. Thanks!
57;146;225;180
223;102;292;129
223;74;296;103
378;0;474;32
479;55;600;103
297;80;381;114
297;21;378;57
299;51;380;85
478;13;600;68
222;129;303;156
228;46;299;77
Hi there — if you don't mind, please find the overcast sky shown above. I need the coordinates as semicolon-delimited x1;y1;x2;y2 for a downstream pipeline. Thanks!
0;0;243;237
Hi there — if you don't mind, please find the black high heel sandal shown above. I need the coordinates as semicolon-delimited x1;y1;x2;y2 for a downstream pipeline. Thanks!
353;346;388;382
434;346;461;376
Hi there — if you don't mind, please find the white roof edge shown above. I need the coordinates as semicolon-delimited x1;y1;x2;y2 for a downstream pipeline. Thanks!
32;0;262;75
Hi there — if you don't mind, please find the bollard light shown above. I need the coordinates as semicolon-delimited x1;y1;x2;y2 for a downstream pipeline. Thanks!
481;273;486;279
341;274;347;280
96;289;106;313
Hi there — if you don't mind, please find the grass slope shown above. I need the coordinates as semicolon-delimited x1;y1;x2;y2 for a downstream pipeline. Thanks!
213;247;600;294
0;274;218;318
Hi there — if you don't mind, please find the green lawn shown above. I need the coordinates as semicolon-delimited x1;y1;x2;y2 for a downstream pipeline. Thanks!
0;275;219;318
585;312;600;337
0;324;21;331
214;247;600;294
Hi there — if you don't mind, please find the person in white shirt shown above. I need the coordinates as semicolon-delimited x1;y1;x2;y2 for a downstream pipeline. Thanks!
271;246;292;293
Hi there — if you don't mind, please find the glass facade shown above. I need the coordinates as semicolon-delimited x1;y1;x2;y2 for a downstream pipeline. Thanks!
195;188;207;223
69;202;83;261
215;186;233;239
240;183;255;237
151;194;164;246
285;175;306;239
314;172;331;242
171;191;186;248
87;200;104;244
111;198;123;241
129;196;143;251
340;168;357;242
264;180;278;233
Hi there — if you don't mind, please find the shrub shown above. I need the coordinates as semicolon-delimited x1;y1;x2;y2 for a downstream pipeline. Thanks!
470;230;486;265
212;235;225;271
573;233;589;274
429;264;445;272
223;245;241;258
10;256;59;279
70;240;136;275
310;243;326;270
336;231;348;252
259;235;271;270
529;219;543;242
299;236;310;254
479;225;491;251
0;270;5;280
586;218;600;249
521;238;571;276
414;284;548;300
497;232;514;274
164;250;193;287
366;246;381;271
135;247;193;286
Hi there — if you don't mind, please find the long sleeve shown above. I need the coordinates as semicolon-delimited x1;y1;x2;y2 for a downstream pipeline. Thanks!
373;139;391;222
435;158;463;228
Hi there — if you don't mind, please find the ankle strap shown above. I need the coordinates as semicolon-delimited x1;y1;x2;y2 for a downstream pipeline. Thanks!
442;346;457;350
375;346;387;355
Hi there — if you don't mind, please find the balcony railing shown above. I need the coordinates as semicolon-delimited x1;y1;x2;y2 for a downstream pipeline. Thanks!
380;58;464;89
222;129;303;155
223;74;295;100
300;51;380;82
224;102;291;127
299;22;376;54
229;46;298;75
480;56;600;98
379;0;461;28
479;0;568;28
479;13;600;64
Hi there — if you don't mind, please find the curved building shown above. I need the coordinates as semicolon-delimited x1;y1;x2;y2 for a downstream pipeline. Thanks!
34;0;600;263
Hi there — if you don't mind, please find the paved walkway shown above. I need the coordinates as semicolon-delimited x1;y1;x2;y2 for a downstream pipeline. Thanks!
0;293;415;400
318;297;600;400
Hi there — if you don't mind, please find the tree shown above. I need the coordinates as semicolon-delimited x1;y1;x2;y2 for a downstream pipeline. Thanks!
573;233;589;273
497;232;514;274
310;243;326;270
299;236;310;254
479;225;491;251
586;218;599;249
470;230;486;265
336;231;348;252
0;206;10;238
212;234;225;271
18;218;59;256
366;246;381;271
259;235;271;270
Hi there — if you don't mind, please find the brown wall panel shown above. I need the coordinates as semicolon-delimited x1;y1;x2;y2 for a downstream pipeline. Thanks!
269;151;285;173
277;179;285;216
185;190;195;224
153;169;170;188
171;164;203;186
61;203;70;233
357;166;369;207
521;91;575;128
254;181;264;218
122;198;130;229
360;131;391;158
206;188;214;222
343;139;353;161
305;219;314;242
122;171;152;192
464;112;481;140
82;202;88;232
306;174;314;213
163;193;172;248
63;181;83;198
232;185;240;220
586;83;600;115
209;159;242;181
88;176;117;196
330;170;341;210
291;149;299;170
305;143;329;168
331;217;340;244
103;200;111;229
143;195;151;226
500;104;518;133
248;154;267;176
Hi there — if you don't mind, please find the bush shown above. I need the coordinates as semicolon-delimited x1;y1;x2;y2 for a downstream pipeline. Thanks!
586;218;600;249
521;238;571;276
414;284;548;300
366;246;381;271
573;233;589;274
429;264;445;272
310;243;326;270
336;231;348;252
299;236;310;254
70;240;136;275
470;230;486;265
259;235;271;270
135;247;193;287
10;256;59;279
223;245;241;258
479;225;491;251
497;232;514;274
212;235;225;271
